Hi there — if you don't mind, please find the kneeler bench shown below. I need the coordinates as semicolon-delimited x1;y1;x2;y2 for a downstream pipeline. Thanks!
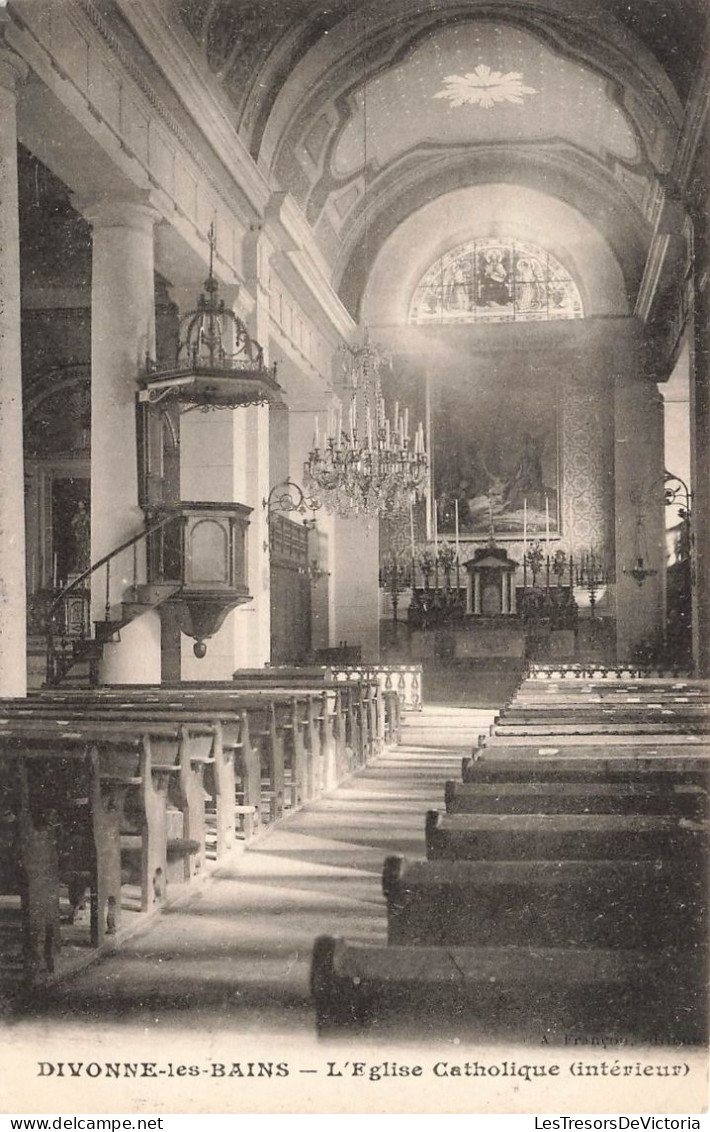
310;936;705;1043
425;809;709;861
381;855;706;949
444;779;707;817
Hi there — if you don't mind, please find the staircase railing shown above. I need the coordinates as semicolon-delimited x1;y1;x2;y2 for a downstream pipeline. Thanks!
45;512;182;686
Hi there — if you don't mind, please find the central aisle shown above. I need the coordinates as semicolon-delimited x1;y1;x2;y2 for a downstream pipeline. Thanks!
16;707;493;1037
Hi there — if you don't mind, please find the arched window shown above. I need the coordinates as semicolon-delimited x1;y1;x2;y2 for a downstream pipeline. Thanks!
409;238;583;324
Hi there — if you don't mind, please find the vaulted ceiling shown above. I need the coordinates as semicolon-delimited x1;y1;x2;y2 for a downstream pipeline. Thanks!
171;0;706;317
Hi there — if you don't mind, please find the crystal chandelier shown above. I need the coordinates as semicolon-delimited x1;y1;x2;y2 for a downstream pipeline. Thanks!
304;340;429;517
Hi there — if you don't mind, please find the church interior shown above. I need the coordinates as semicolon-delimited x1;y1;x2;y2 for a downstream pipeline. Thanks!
0;0;709;1109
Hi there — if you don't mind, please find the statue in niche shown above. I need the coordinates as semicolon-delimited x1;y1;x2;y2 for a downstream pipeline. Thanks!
70;500;91;572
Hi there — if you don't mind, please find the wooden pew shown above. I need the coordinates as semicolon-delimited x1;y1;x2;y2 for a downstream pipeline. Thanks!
29;683;359;804
0;731;157;983
461;754;710;789
310;935;705;1042
381;855;707;949
444;778;706;817
21;690;322;826
0;719;214;913
425;809;708;861
491;721;709;735
499;706;709;724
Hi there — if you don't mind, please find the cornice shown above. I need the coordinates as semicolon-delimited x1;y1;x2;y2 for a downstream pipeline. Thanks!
265;192;355;345
672;24;710;197
113;0;270;220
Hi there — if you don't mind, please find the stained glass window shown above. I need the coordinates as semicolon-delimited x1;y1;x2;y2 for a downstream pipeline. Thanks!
409;238;583;324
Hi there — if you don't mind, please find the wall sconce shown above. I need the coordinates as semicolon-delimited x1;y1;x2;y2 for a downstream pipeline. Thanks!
307;559;329;586
624;556;658;587
624;488;658;586
263;479;321;529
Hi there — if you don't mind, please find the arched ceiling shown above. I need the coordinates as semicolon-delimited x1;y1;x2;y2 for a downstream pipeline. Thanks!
172;0;704;316
176;0;703;151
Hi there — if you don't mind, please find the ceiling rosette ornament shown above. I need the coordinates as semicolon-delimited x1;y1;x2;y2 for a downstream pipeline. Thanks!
434;64;538;109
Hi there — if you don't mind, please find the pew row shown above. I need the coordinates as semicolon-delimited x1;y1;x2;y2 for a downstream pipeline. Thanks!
310;936;705;1042
0;677;400;992
444;778;707;817
424;809;708;861
381;855;707;949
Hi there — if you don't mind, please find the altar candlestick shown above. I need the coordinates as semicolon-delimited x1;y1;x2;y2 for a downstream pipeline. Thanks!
523;497;528;551
454;499;460;557
52;552;58;590
545;495;550;547
403;408;409;440
433;499;439;555
313;415;320;450
546;555;550;592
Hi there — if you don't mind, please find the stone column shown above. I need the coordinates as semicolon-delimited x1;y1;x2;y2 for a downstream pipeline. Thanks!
332;515;380;659
690;216;710;675
81;194;162;683
236;229;271;668
473;573;482;615
0;44;28;696
179;240;271;677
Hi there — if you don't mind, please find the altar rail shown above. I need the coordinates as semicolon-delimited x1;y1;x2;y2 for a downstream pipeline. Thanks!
527;663;696;680
330;664;423;711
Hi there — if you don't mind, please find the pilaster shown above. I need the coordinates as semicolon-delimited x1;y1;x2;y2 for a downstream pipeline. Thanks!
614;376;667;662
0;43;29;696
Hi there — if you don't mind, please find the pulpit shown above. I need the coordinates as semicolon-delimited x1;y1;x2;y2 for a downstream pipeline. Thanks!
464;545;519;616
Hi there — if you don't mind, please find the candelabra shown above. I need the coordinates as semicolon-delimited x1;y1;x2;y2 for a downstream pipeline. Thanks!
304;340;429;517
380;551;412;630
524;541;545;587
577;548;608;614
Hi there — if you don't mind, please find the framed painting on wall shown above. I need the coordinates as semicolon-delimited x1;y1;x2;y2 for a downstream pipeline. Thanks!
431;374;560;539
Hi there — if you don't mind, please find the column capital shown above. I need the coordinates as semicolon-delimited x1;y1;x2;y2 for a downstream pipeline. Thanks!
72;191;161;234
